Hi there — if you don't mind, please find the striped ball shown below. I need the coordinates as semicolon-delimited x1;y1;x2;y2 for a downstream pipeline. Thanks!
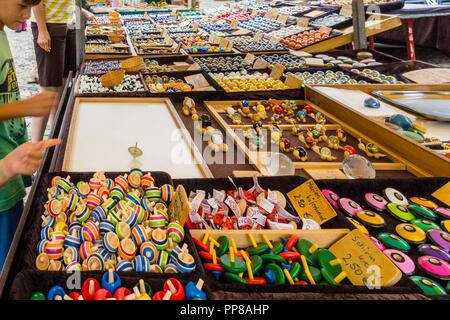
54;221;68;233
140;241;158;264
79;241;95;261
133;255;151;272
48;199;62;217
66;261;82;272
141;198;154;214
148;213;166;229
57;177;72;193
67;193;79;212
75;205;90;223
134;205;147;224
103;232;119;253
111;186;125;202
92;206;107;222
64;234;81;249
145;187;161;203
128;172;141;189
46;241;63;260
154;204;169;221
108;209;121;226
124;210;138;228
164;263;179;273
42;215;55;228
89;178;102;191
51;176;61;188
151;229;168;251
97;246;111;261
118;238;136;261
174;257;196;273
116;200;130;212
115;175;129;192
130;167;143;177
106;178;115;190
41;226;53;241
97;186;110;200
51;231;66;245
157;250;169;269
131;225;149;246
76;181;91;198
168;222;185;243
161;184;174;203
116;260;133;272
63;246;79;264
37;239;48;254
87;252;105;271
141;174;155;190
115;222;131;240
82;221;100;242
126;192;141;206
101;198;116;212
47;186;60;199
86;192;101;209
99;220;115;234
149;264;163;273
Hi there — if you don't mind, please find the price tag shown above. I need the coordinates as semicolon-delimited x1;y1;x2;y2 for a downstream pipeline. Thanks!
225;195;242;218
168;185;190;226
254;32;264;41
269;36;279;44
267;189;278;204
319;26;333;36
301;218;321;230
232;29;252;36
329;230;403;287
244;53;256;64
340;4;353;17
297;17;310;27
305;57;325;67
270;63;286;80
254;213;267;227
277;14;289;24
187;62;201;71
192;22;199;31
184;74;210;90
214;189;226;203
289;50;312;57
432;182;450;206
285;74;303;88
161;28;169;37
230;20;239;28
287;179;337;225
179;20;190;27
164;35;174;45
246;206;259;219
251;9;258;16
276;205;301;223
238;217;254;228
305;10;326;18
253;58;269;69
219;37;228;48
256;194;275;213
207;198;219;211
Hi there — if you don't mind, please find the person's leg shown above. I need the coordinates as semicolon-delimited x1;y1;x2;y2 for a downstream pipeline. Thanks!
31;23;68;142
0;201;24;272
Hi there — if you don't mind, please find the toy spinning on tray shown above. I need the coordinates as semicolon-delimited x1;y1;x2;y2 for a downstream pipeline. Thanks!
35;170;196;274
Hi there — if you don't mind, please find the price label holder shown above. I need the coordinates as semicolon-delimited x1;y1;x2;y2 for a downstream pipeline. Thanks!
277;14;289;24
432;181;450;206
285;74;303;89
270;63;286;80
185;74;211;90
254;32;264;41
305;10;327;18
297;17;310;27
340;4;353;17
319;26;333;36
253;58;269;69
168;185;190;227
305;57;325;67
244;53;256;64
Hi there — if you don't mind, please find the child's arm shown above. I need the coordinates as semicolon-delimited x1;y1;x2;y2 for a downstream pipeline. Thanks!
33;2;51;52
0;92;56;121
0;139;61;186
82;8;96;21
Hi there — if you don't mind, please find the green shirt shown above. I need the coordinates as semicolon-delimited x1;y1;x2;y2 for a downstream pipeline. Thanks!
0;31;28;211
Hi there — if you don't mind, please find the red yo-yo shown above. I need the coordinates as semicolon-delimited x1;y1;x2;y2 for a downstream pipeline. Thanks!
163;278;185;300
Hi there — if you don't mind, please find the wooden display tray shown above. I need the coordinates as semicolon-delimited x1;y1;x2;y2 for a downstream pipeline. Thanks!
62;97;213;178
305;84;450;177
190;228;350;249
204;100;406;176
301;13;402;53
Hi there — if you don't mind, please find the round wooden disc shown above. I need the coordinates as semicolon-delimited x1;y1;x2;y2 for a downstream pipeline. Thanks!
263;263;286;285
223;272;247;284
220;254;246;274
247;243;269;256
216;236;230;257
261;254;287;265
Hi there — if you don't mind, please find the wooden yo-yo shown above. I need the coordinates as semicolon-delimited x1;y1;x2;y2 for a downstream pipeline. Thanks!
164;278;185;300
128;142;143;158
82;278;101;300
35;253;50;270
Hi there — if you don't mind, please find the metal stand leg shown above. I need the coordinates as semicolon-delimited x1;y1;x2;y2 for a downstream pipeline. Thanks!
369;36;375;50
405;19;416;61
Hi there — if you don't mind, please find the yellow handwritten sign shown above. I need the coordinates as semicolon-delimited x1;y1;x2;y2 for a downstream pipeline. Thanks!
287;179;337;225
329;230;402;287
432;181;450;207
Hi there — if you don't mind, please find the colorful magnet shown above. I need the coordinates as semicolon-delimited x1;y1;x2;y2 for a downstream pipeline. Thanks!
408;204;438;221
347;217;369;234
417;256;450;280
411;219;441;232
427;229;450;251
220;254;246;274
383;188;409;206
395;223;426;244
247;243;269;256
322;189;340;209
263;263;286;285
442;220;450;233
364;193;388;212
387;203;416;222
338;198;363;217
356;210;386;228
223;272;247;284
418;244;450;262
216;236;229;257
378;233;411;252
366;234;386;251
383;249;415;275
410;197;438;209
435;208;450;220
410;276;447;296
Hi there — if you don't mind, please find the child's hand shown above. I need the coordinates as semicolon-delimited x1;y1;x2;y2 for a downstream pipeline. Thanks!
37;30;51;52
23;92;57;117
0;139;61;184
